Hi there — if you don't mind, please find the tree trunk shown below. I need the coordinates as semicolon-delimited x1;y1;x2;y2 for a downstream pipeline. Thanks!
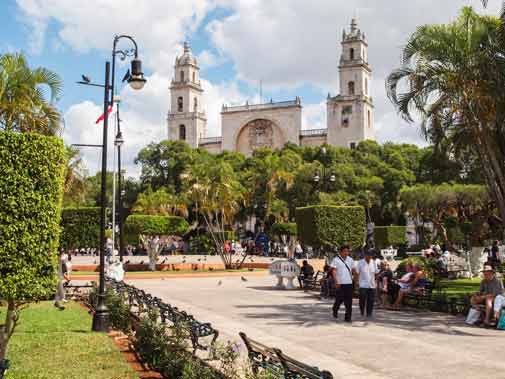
0;300;16;362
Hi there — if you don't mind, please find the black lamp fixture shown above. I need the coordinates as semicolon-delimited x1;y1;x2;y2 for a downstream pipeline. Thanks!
313;147;336;192
128;58;146;90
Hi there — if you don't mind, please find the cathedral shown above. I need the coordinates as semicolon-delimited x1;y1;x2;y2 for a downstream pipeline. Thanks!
167;19;375;155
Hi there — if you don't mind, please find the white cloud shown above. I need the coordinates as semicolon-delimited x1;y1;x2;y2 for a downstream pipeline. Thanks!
16;0;218;73
302;101;326;131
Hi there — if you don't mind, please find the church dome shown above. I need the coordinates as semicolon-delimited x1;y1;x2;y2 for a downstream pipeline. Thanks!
177;41;197;66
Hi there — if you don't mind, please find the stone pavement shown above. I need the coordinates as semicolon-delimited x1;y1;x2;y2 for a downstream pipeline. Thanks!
129;275;505;379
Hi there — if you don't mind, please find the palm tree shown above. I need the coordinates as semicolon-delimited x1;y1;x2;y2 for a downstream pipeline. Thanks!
386;7;505;228
0;53;62;135
62;146;89;206
184;155;244;268
132;187;189;217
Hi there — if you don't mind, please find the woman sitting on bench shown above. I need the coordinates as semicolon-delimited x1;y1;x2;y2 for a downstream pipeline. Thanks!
391;264;426;309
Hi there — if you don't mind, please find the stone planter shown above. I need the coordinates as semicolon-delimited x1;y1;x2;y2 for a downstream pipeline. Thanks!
0;359;10;379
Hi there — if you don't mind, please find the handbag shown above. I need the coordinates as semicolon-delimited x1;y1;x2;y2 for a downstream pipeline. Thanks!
465;307;481;325
497;310;505;330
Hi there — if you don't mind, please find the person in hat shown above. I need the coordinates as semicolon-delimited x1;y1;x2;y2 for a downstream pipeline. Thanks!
356;249;379;318
471;265;504;326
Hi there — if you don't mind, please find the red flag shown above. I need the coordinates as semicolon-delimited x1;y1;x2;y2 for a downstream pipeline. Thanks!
95;105;114;124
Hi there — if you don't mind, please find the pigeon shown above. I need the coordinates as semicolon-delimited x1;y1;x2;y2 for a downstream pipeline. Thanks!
183;256;187;259
197;258;201;262
241;276;248;282
93;259;97;264
140;260;144;265
217;280;222;286
193;266;198;271
175;268;180;271
162;258;167;264
81;74;91;83
125;260;130;265
209;267;214;271
182;259;186;263
248;268;254;272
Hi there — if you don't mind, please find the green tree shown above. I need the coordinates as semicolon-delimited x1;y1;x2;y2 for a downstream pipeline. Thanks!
0;53;62;135
132;187;188;218
387;7;505;231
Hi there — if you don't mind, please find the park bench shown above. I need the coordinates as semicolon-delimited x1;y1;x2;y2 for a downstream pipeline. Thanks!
404;280;434;308
239;332;333;379
106;278;218;355
303;271;324;292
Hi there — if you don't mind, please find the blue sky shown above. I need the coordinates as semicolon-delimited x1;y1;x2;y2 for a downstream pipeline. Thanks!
1;0;497;176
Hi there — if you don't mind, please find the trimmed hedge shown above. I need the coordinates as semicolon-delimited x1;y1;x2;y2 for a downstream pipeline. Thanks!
124;215;189;245
60;207;100;249
0;132;66;300
295;205;365;249
374;226;407;249
271;223;297;237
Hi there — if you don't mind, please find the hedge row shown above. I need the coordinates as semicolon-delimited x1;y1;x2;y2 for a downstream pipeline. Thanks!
124;215;189;244
374;226;407;249
60;207;101;249
0;132;66;300
295;205;365;249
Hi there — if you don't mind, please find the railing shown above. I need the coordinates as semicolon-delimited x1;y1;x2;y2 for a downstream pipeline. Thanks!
167;111;206;120
300;129;327;137
199;137;222;145
222;98;301;113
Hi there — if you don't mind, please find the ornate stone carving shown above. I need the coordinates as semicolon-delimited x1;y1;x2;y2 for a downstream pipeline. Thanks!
246;119;274;150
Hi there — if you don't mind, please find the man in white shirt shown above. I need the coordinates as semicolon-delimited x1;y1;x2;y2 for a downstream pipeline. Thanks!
330;245;356;322
357;250;379;318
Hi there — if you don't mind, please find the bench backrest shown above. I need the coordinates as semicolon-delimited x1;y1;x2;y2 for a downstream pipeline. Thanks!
275;349;333;379
239;332;283;373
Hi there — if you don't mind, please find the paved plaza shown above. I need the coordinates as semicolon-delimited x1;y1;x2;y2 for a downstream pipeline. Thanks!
129;274;505;379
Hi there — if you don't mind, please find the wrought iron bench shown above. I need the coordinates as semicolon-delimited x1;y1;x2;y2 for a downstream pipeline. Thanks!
239;332;333;379
303;271;324;292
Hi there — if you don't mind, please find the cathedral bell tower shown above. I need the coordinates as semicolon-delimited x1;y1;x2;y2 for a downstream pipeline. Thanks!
326;18;374;148
167;42;206;147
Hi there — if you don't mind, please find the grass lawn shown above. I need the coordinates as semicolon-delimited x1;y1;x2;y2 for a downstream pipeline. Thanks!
436;278;481;298
1;301;137;379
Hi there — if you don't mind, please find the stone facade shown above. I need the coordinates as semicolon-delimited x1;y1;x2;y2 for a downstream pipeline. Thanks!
167;19;374;154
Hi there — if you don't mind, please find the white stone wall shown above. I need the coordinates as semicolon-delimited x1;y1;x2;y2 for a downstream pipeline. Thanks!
200;142;222;154
221;105;301;154
300;134;327;147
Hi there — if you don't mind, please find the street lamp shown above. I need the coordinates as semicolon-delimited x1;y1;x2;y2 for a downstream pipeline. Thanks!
313;147;336;193
77;34;146;333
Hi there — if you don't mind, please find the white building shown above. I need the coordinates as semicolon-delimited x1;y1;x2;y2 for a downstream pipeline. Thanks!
167;19;374;154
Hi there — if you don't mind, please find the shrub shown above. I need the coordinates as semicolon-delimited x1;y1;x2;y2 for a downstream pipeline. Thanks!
190;234;215;255
60;207;101;249
0;132;65;301
0;132;65;364
270;223;297;238
295;205;365;249
124;215;189;245
374;226;407;249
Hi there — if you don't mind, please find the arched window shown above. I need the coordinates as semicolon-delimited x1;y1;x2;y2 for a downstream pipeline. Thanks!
179;124;186;140
194;97;198;112
177;96;183;112
348;81;355;96
192;71;196;82
365;78;368;95
180;70;185;82
350;48;355;60
368;110;371;128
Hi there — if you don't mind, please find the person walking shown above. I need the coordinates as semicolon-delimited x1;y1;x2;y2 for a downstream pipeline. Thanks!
54;249;69;310
357;250;378;318
330;245;356;322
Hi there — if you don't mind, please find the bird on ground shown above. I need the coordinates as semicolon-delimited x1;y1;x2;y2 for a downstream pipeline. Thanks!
182;260;186;263
162;258;167;264
197;258;201;262
241;276;248;282
209;267;214;271
193;266;198;271
93;259;97;264
140;260;144;265
183;256;186;259
248;268;254;272
217;280;222;286
125;260;130;265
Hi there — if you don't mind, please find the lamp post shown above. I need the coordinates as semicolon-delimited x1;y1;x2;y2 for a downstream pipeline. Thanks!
114;126;124;262
313;147;336;194
77;35;146;333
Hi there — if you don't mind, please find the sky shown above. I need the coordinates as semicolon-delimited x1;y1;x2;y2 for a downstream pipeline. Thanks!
0;0;499;178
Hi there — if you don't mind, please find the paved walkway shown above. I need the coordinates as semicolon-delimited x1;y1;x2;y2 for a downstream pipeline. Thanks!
129;275;505;379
